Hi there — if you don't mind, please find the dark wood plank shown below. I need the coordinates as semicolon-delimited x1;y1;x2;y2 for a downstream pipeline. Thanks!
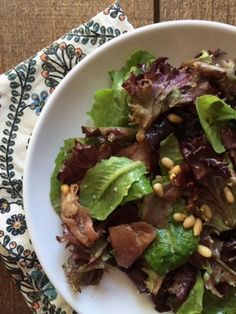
159;0;236;24
0;0;153;73
0;260;30;313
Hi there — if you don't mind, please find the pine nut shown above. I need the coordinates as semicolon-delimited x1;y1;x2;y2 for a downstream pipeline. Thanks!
230;177;236;185
167;114;183;123
200;204;212;221
173;213;186;222
169;165;181;176
183;215;196;229
197;245;212;258
136;129;145;142
153;183;164;197
161;157;174;169
224;186;235;204
61;184;70;195
170;173;176;181
193;218;203;236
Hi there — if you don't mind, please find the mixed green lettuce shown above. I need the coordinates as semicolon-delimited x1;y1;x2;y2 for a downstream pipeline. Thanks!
79;156;151;220
88;89;129;127
51;49;236;313
109;50;155;90
88;50;154;127
196;95;236;153
121;175;153;204
50;138;75;213
144;223;199;276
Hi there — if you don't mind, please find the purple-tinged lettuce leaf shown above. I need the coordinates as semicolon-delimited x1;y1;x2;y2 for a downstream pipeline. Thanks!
180;133;230;180
196;176;236;231
185;50;236;102
60;236;110;292
82;126;136;143
121;265;149;294
109;50;155;91
123;57;215;130
221;125;236;166
196;95;236;154
152;264;197;313
58;140;111;185
176;273;204;314
145;117;173;150
193;231;236;296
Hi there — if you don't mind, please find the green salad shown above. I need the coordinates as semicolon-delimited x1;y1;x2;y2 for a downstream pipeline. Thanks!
51;49;236;313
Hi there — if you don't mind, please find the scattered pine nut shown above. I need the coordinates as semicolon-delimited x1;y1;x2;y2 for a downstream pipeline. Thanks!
183;215;196;229
170;173;176;181
224;186;235;204
153;183;164;198
161;157;174;169
197;245;212;258
136;129;145;142
167;113;183;123
61;184;70;195
193;218;203;236
169;165;181;176
200;204;212;221
173;213;186;222
230;177;236;185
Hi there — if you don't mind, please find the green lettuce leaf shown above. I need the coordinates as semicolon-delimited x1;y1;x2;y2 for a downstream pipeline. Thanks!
88;50;155;127
109;50;155;91
197;50;212;63
203;288;236;314
177;273;204;314
79;156;148;220
121;175;153;204
88;88;129;127
196;95;236;153
159;133;183;177
50;138;75;213
144;223;199;276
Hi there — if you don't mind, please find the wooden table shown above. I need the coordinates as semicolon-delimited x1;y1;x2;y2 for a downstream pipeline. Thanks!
0;0;236;313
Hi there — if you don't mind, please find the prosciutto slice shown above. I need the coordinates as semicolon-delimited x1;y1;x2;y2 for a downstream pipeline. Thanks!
116;141;152;170
61;184;99;247
109;222;156;268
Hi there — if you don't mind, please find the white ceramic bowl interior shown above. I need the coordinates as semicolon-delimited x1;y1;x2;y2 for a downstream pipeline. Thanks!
24;20;236;314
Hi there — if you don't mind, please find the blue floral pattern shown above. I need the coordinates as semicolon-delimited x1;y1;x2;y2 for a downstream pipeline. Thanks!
40;42;86;93
0;2;133;313
0;198;10;214
30;91;49;115
6;214;27;236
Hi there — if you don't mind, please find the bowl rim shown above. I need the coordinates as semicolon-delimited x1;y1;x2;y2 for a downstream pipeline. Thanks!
23;19;236;311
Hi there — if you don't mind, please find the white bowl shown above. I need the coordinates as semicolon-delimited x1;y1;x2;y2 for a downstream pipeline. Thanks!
24;20;236;314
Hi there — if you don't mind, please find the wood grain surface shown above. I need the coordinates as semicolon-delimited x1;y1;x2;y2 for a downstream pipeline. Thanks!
0;0;236;313
0;0;153;73
159;0;236;24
